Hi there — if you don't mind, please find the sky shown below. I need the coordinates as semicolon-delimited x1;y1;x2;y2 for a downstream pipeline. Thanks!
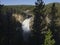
0;0;60;5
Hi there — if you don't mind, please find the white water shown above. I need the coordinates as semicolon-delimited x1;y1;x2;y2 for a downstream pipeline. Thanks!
22;18;31;42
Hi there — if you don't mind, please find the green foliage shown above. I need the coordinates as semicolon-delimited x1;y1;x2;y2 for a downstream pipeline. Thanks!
0;2;60;45
33;0;45;15
45;3;60;17
43;29;55;45
0;4;4;14
33;0;45;32
1;3;60;17
2;5;34;14
50;3;58;31
31;0;46;45
0;4;23;45
50;3;60;45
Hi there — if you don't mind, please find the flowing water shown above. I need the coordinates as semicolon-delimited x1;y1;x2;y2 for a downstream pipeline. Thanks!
22;17;31;42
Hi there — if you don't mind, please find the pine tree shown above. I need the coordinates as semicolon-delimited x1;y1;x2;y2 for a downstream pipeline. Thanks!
31;0;46;45
43;29;55;45
0;4;3;15
50;3;58;45
0;4;4;45
50;3;57;32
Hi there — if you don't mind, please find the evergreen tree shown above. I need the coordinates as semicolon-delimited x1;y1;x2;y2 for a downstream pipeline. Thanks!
50;3;58;45
43;29;55;45
0;4;4;45
50;3;57;32
31;0;46;45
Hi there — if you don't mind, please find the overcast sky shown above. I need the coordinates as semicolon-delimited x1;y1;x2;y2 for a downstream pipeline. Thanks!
0;0;60;5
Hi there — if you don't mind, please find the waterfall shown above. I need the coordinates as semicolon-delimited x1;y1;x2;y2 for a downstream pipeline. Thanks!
22;17;31;42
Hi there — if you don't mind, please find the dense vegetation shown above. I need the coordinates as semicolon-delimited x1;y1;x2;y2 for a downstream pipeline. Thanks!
0;0;60;45
2;3;60;16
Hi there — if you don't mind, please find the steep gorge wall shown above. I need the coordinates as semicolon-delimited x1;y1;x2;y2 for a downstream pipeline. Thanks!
12;13;25;23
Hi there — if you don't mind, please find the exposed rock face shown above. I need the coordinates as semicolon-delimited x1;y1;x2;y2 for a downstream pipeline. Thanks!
12;13;25;23
11;13;51;31
29;16;34;30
